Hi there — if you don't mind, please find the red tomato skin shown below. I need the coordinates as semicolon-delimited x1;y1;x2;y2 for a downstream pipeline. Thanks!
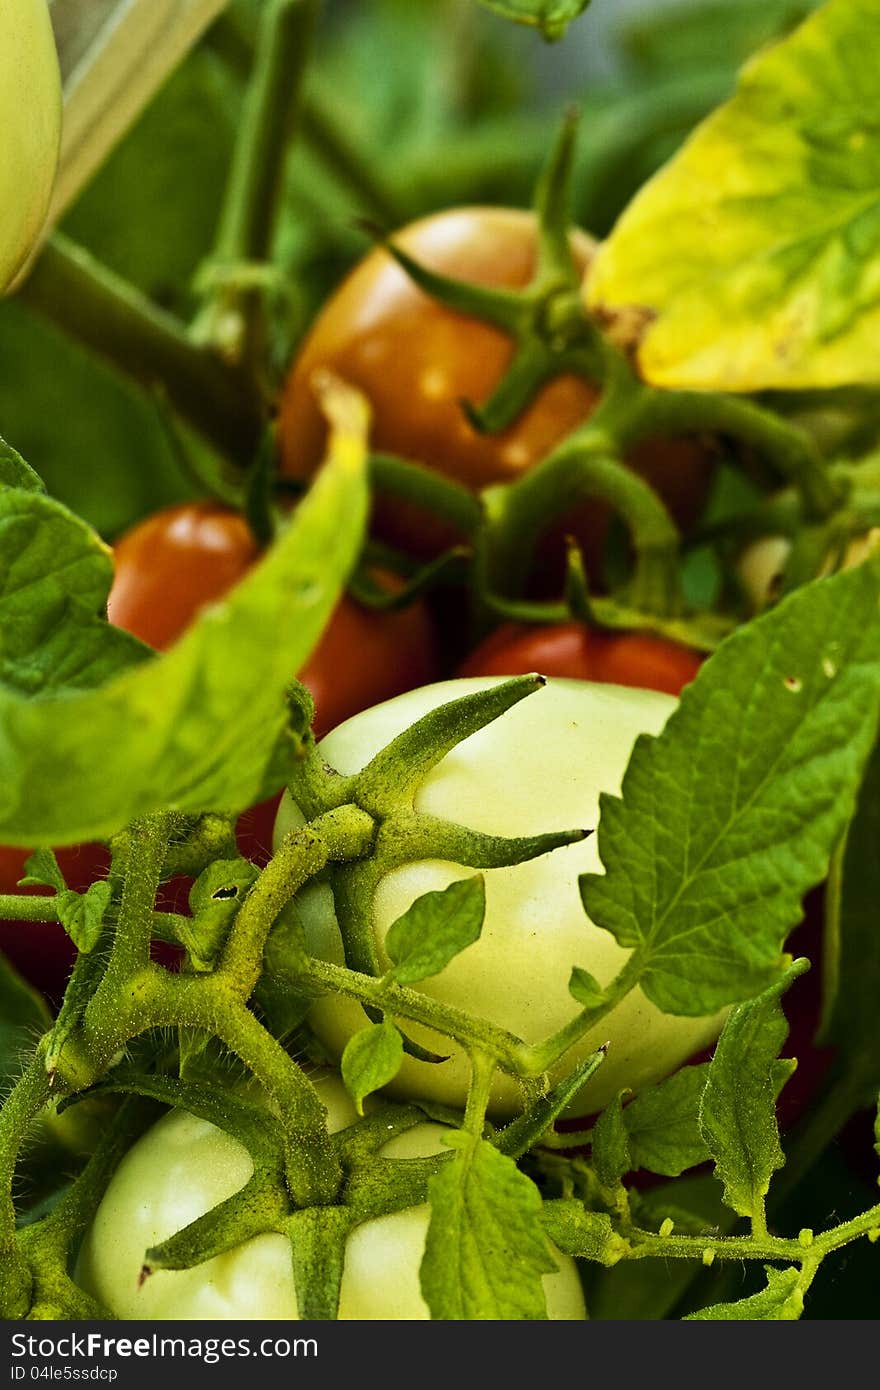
459;622;703;697
278;207;715;572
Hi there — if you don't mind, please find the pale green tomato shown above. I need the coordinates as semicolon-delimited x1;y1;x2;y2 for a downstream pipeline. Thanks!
737;530;880;612
0;0;61;290
76;1076;585;1320
276;677;725;1118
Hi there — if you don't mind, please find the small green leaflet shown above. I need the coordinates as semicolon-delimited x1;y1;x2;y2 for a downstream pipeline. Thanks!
568;966;607;1009
475;0;591;41
0;407;368;845
581;563;880;1016
699;962;805;1221
183;858;260;971
56;881;112;954
588;0;880;391
341;1020;404;1115
624;1065;711;1177
421;1133;558;1319
592;1091;631;1188
541;1201;628;1266
19;848;66;890
687;1266;804;1320
821;736;880;1102
385;876;485;986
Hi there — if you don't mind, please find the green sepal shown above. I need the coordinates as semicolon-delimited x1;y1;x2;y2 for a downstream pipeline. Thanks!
287;1206;354;1321
495;1047;608;1160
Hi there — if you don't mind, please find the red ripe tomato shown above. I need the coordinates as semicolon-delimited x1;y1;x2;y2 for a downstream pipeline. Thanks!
277;207;715;573
459;621;703;698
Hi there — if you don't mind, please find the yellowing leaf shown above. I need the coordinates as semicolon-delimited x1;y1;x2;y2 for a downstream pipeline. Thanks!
586;0;880;391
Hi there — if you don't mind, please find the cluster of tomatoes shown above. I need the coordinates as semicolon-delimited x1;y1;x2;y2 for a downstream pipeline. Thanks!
1;206;710;995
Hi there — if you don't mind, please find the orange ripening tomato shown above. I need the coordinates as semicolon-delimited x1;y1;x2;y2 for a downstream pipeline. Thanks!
459;621;703;698
278;207;715;574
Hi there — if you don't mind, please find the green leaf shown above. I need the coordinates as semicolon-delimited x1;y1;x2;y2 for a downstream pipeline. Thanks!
19;848;65;891
687;1266;804;1320
421;1133;557;1319
0;417;368;845
588;0;880;391
592;1091;631;1187
56;882;112;955
474;0;591;41
0;951;51;1089
0;487;151;697
699;962;805;1221
821;735;880;1099
581;563;880;1015
0;437;44;494
568;966;607;1009
624;1065;711;1177
541;1200;628;1266
385;876;486;986
341;1020;404;1116
183;858;260;971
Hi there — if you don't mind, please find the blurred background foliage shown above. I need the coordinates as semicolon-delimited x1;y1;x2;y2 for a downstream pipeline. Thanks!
0;0;818;538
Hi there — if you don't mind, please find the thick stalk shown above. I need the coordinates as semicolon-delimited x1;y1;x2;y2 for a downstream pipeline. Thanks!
18;236;263;466
0;1057;51;1315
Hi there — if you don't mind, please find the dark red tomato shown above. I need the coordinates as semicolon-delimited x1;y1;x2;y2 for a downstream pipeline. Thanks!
459;621;703;697
278;207;715;573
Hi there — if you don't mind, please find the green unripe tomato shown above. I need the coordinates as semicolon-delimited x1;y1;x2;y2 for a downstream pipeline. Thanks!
76;1076;585;1320
0;0;61;291
275;678;725;1118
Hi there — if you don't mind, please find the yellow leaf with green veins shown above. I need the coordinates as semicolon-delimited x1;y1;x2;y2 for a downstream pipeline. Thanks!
586;0;880;391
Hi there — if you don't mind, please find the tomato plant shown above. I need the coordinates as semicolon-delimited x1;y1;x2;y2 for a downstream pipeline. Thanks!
76;1076;586;1320
0;0;60;291
276;676;724;1117
277;207;715;574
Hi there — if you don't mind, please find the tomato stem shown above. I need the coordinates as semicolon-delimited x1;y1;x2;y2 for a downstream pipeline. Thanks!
197;0;320;375
17;235;264;468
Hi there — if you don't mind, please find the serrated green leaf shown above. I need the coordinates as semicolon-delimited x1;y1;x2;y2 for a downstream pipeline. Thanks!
568;966;607;1009
588;0;880;391
0;488;151;697
0;951;51;1088
0;416;368;846
56;882;112;955
422;1133;557;1319
0;438;44;494
475;0;591;41
821;736;880;1101
592;1091;631;1187
687;1266;804;1320
581;564;880;1016
386;876;485;986
341;1020;404;1116
624;1065;711;1177
699;963;805;1221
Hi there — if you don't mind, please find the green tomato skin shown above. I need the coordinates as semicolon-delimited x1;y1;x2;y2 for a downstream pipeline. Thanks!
77;1078;585;1320
0;0;61;291
276;678;726;1118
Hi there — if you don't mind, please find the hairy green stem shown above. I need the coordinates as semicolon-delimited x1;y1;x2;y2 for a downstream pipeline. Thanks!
516;955;645;1077
17;236;263;467
0;1055;51;1315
